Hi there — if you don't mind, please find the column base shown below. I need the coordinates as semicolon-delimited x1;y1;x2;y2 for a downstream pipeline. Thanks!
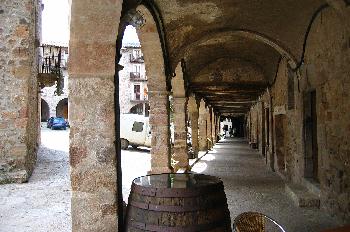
0;169;29;184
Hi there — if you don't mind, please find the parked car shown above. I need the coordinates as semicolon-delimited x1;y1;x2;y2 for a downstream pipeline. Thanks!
48;117;68;130
65;119;70;128
47;117;54;128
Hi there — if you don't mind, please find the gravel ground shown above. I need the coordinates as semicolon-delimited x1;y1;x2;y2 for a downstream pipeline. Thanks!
0;126;71;232
192;137;343;232
0;126;151;232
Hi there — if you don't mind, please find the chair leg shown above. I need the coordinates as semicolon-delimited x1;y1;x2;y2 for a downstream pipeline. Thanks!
232;223;237;232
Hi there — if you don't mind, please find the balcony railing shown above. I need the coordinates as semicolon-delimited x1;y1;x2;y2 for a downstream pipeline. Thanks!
131;95;149;102
38;45;66;94
130;72;147;81
130;55;144;63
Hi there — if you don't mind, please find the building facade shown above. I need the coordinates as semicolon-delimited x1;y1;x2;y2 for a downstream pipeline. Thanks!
39;45;69;121
119;43;149;117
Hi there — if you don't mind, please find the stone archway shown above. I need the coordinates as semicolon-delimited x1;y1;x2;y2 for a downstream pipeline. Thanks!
69;1;172;230
133;4;172;174
56;98;68;119
41;99;50;122
129;103;144;115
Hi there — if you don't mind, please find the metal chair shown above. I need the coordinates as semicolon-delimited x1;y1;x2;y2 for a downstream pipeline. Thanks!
233;212;286;232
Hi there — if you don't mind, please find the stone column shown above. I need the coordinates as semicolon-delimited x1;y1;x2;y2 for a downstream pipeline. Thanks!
69;1;122;231
149;91;172;174
198;100;207;151
212;110;216;145
136;5;173;174
188;96;199;157
171;64;189;171
206;107;212;149
172;97;189;170
217;115;221;141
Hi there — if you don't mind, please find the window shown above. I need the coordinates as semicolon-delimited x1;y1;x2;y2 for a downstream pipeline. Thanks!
133;49;141;58
132;121;144;132
134;84;141;100
134;64;141;73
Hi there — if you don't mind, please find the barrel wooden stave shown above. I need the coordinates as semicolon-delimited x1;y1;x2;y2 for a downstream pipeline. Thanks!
125;181;232;232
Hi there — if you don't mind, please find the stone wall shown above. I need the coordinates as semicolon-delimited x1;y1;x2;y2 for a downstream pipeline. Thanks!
0;0;41;184
301;7;350;222
247;7;350;223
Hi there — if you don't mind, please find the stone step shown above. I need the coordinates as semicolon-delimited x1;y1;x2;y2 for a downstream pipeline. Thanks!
285;183;320;208
302;178;321;198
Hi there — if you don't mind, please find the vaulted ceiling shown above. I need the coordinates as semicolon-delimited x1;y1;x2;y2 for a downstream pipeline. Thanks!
124;0;329;115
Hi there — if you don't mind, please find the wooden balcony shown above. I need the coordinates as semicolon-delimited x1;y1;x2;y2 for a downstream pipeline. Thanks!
130;72;147;81
129;55;144;63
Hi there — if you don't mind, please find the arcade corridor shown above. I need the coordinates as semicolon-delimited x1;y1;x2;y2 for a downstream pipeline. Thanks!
1;1;349;231
192;138;343;232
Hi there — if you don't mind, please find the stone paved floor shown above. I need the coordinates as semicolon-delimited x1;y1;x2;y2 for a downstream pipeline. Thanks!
0;127;152;232
191;137;343;232
0;127;71;232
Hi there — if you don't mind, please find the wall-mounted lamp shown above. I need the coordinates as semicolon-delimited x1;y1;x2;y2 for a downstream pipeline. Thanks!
126;9;146;29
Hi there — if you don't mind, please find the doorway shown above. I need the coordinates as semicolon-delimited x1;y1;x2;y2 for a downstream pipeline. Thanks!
41;99;50;122
56;98;68;119
274;114;286;173
303;90;319;182
261;104;266;156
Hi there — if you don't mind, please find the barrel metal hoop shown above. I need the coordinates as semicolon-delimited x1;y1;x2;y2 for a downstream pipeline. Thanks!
129;198;228;212
132;182;224;198
129;219;231;232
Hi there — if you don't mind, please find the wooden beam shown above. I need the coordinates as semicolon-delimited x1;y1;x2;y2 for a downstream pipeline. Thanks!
196;92;261;98
208;100;255;104
205;96;257;101
189;82;268;91
217;105;252;108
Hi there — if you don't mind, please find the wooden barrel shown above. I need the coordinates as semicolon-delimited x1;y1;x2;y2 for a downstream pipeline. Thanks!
125;173;232;232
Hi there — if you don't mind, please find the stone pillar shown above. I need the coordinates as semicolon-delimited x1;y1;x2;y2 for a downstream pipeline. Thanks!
136;5;173;174
172;97;189;170
212;110;216;144
198;100;207;151
217;115;221;141
69;0;122;231
171;64;189;171
188;96;199;157
206;107;212;149
149;91;172;174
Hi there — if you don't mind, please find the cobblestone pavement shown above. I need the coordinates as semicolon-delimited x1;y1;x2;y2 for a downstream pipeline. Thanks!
0;126;151;232
0;126;71;232
191;137;343;232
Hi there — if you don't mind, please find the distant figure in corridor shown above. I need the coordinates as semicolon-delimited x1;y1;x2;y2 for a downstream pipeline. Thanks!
229;126;234;137
223;125;228;138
